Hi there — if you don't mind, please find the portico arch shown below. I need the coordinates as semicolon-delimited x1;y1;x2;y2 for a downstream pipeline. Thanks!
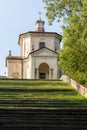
39;63;49;79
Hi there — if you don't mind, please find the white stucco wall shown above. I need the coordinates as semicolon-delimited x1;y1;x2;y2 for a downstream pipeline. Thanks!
20;33;60;57
23;56;32;79
30;36;55;51
7;60;22;79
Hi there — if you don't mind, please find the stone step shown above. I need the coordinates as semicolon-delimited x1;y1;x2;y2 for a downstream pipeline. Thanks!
0;103;86;109
0;109;87;129
1;125;87;130
0;100;86;107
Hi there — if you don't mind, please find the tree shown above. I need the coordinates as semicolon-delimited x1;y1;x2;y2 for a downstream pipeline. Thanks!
43;0;82;24
43;0;87;84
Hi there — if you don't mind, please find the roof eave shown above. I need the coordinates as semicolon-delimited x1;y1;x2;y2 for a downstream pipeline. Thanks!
18;31;62;45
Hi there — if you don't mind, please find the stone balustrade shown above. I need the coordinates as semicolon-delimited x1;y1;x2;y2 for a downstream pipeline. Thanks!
61;75;87;98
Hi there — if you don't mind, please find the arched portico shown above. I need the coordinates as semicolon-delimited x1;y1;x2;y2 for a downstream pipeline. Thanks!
39;63;49;79
35;62;54;79
35;62;51;79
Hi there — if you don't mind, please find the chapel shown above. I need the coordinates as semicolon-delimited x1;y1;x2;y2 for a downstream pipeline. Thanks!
6;18;62;79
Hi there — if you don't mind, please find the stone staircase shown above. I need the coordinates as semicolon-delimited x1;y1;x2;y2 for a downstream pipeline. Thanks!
0;99;87;109
0;80;87;129
0;108;87;130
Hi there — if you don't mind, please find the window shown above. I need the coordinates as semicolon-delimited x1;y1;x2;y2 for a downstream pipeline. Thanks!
39;42;45;49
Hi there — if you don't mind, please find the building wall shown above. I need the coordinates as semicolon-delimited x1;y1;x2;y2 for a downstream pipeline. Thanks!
54;37;60;50
21;34;60;58
30;36;55;51
22;55;33;79
7;60;22;79
21;37;31;58
31;55;58;79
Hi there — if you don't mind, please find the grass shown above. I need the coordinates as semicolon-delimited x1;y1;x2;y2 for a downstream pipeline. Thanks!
0;79;87;109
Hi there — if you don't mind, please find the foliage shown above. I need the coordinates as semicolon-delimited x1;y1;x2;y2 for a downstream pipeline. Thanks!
43;0;87;84
43;0;82;25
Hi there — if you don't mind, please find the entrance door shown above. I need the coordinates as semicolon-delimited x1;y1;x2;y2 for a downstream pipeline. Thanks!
39;73;46;79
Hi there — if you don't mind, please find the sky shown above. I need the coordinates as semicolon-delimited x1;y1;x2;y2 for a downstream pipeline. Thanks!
0;0;62;76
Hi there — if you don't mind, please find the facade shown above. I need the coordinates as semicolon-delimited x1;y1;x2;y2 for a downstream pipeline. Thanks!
6;19;62;79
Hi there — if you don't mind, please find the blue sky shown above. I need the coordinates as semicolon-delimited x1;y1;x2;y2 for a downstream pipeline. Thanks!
0;0;62;76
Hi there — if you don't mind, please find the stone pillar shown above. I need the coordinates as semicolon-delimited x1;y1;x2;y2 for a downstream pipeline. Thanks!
36;68;39;79
49;69;51;79
51;69;53;79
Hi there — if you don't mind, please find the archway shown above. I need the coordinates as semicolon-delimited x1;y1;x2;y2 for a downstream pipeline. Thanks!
39;63;49;79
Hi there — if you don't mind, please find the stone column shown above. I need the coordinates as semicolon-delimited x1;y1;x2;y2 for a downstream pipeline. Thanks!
36;68;39;79
49;69;51;79
51;69;54;79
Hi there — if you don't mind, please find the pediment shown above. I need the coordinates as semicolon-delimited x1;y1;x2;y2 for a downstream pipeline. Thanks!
30;48;57;57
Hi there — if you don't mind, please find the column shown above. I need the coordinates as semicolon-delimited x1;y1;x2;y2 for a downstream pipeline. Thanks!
36;68;39;79
51;69;54;79
49;69;51;79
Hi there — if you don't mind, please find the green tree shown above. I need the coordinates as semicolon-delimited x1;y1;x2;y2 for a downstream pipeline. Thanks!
43;0;87;84
43;0;82;24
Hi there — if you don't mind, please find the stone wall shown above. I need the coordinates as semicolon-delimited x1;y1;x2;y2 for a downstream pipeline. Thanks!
61;75;87;98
